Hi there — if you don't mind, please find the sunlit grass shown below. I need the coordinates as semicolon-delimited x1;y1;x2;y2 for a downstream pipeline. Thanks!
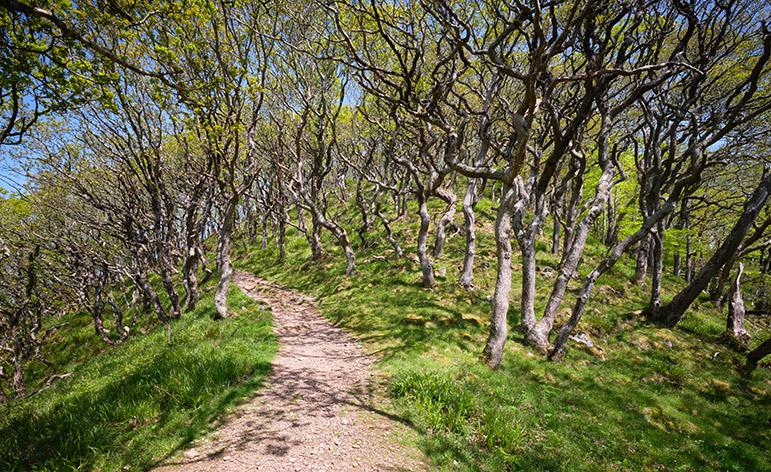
238;196;771;472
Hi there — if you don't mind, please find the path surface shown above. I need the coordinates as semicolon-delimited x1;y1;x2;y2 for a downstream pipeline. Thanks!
153;270;426;472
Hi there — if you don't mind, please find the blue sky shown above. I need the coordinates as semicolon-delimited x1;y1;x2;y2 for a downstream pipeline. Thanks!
0;152;27;195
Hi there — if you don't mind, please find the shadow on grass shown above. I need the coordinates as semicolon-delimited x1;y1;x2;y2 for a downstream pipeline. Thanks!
0;346;272;471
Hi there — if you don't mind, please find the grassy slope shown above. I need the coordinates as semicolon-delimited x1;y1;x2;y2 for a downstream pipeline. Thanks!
0;284;277;471
235;196;771;472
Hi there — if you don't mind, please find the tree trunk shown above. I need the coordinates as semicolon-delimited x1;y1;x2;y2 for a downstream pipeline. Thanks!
260;208;269;249
711;256;737;306
432;189;457;259
482;182;517;368
605;187;617;246
158;248;181;318
673;252;682;278
355;181;372;248
748;338;771;364
182;243;200;312
685;235;694;283
649;222;665;311
459;177;479;288
551;210;561;254
541;158;617;338
316;210;356;275
278;206;287;261
215;197;238;319
725;262;750;348
135;263;168;322
12;325;25;398
310;212;324;260
375;197;404;258
633;235;651;286
417;197;435;288
0;367;7;404
651;171;771;328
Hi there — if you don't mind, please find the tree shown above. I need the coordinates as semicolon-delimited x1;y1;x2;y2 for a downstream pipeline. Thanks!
652;169;771;327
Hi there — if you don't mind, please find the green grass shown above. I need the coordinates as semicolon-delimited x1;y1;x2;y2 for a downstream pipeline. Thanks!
0;285;277;471
236;198;771;472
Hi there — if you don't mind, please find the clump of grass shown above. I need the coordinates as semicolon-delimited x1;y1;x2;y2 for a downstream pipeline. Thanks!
0;284;277;472
479;406;528;456
643;357;692;387
391;370;476;436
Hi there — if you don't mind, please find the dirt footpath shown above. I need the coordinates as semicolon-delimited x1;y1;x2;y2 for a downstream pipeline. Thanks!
152;270;426;472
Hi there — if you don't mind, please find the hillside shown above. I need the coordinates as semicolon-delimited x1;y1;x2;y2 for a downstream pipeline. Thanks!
1;194;770;471
233;200;771;472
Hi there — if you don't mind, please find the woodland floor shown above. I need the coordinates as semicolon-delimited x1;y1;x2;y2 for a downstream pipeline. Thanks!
153;270;427;472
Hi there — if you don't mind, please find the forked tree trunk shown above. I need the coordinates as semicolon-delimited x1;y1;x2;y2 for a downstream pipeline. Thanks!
134;264;168;323
316;210;357;275
549;200;678;360
540;155;617;339
182;179;211;311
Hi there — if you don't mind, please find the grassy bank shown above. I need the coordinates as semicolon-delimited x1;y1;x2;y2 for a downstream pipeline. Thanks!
0;285;277;471
235;202;771;472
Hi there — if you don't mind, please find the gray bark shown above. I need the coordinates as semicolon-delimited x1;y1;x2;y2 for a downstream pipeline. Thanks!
459;177;480;288
725;262;750;348
482;182;517;368
215;197;238;319
432;188;458;259
375;197;404;258
417;198;435;288
633;236;650;286
649;222;665;311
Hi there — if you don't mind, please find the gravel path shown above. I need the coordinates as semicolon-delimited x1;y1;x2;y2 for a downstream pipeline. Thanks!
152;270;426;472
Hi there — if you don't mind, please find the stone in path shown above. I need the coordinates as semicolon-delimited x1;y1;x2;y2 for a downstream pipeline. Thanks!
152;270;427;472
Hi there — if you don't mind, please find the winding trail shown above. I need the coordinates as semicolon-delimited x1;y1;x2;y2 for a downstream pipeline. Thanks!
153;270;426;472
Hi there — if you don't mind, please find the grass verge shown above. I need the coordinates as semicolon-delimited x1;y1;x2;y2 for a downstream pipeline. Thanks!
0;285;277;471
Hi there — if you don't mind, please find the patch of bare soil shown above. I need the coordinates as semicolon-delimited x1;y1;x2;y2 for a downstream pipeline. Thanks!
152;270;427;472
